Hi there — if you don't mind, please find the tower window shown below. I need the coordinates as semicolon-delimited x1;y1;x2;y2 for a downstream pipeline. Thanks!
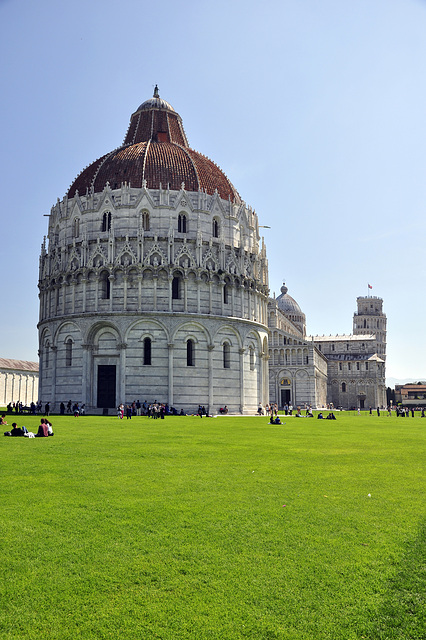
101;272;110;299
249;347;255;371
143;337;152;365
187;339;195;367
142;211;150;231
342;382;346;393
65;339;72;367
102;211;112;232
73;218;80;238
224;284;229;304
212;218;219;238
178;213;187;233
223;343;230;369
172;276;181;300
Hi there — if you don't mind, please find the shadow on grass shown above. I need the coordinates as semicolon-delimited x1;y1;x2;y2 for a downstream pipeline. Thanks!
365;518;426;639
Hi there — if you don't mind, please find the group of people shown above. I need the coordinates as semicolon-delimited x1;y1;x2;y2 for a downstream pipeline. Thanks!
6;401;46;415
59;401;86;416
4;417;54;438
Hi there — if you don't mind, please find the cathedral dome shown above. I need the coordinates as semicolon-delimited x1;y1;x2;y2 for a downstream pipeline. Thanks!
276;283;303;315
68;87;241;203
276;283;306;336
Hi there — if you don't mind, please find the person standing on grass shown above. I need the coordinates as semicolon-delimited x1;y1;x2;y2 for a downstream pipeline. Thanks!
377;406;380;416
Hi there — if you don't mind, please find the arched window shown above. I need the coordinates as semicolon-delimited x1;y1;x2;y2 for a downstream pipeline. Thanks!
45;341;50;369
143;337;152;365
102;211;112;232
249;347;255;371
223;283;229;304
65;339;72;367
100;272;110;299
212;218;219;238
142;211;150;231
73;218;80;238
223;342;230;369
187;339;195;367
178;213;187;233
342;382;346;393
172;276;181;300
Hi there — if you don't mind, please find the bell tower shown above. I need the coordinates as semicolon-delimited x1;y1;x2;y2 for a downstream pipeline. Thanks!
353;296;387;359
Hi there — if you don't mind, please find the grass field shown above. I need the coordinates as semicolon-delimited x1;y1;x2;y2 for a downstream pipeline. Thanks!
1;411;425;639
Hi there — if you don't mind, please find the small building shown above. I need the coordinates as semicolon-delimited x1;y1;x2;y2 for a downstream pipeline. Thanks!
395;382;426;406
0;358;39;406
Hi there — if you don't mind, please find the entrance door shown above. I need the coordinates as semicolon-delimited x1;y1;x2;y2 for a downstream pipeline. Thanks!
359;398;365;409
281;389;291;407
97;365;116;408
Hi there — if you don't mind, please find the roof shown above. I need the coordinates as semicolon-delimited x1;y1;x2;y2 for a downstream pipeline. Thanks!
0;358;39;372
311;334;375;342
68;89;241;203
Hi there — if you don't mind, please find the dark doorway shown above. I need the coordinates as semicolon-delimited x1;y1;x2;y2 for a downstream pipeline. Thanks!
359;398;365;409
97;365;116;408
281;389;291;407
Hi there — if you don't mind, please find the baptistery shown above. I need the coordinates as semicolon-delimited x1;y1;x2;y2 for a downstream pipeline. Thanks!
38;87;270;414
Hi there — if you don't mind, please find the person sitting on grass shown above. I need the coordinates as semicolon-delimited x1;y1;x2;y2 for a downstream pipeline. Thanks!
326;412;336;420
1;414;8;426
35;419;49;437
274;416;282;424
10;423;25;437
317;412;324;419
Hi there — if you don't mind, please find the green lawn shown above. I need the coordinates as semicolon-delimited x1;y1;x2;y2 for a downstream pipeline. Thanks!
1;412;425;639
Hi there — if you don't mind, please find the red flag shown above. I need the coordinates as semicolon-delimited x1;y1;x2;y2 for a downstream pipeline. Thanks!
368;284;372;289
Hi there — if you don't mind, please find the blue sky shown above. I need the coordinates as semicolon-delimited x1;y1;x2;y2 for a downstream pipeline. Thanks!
1;0;426;382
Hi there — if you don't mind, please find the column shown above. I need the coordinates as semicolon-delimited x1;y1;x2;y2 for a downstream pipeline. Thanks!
119;342;127;404
81;344;91;408
51;345;58;408
168;343;174;407
153;274;158;311
184;277;188;312
208;279;213;314
208;344;214;412
239;347;245;413
138;275;142;312
123;276;128;311
168;276;173;312
108;275;114;312
82;278;87;312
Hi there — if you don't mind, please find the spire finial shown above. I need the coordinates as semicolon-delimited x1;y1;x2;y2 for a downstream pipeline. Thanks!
153;84;159;98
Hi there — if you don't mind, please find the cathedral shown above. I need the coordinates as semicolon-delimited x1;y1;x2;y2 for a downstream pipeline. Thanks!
37;89;386;413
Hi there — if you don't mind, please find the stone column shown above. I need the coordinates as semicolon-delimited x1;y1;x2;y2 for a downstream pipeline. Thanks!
168;276;173;312
82;278;87;313
220;282;225;316
153;274;158;311
208;344;215;413
51;345;58;408
71;280;76;314
123;275;128;311
108;275;114;313
239;347;245;413
119;342;127;404
62;282;67;315
196;276;201;313
95;277;99;312
138;275;142;312
231;284;235;316
81;344;91;408
184;277;188;312
168;343;174;407
208;279;213;314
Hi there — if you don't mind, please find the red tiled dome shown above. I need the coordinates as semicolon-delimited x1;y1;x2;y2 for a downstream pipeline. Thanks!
68;89;241;203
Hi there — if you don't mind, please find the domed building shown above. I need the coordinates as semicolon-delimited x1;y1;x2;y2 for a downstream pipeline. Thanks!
38;88;270;414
